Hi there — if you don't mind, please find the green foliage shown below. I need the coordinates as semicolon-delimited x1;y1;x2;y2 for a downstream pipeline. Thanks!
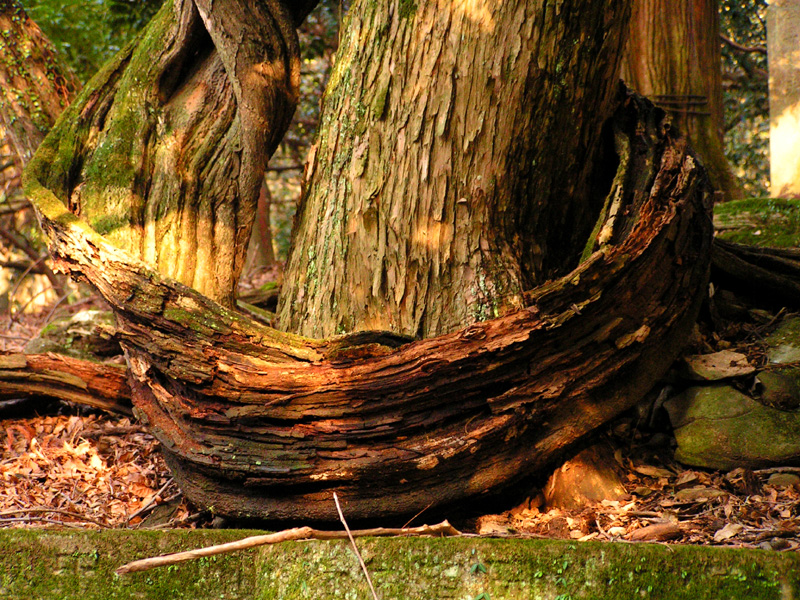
22;0;162;82
720;0;769;197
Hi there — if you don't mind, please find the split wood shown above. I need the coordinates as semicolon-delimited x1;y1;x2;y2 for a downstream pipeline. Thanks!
116;520;461;575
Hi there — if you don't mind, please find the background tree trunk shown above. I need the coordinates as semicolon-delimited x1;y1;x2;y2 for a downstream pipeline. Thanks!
767;0;800;198
622;0;744;201
278;0;632;339
0;0;77;164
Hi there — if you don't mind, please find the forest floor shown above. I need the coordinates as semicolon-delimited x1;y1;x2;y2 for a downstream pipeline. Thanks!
1;298;799;553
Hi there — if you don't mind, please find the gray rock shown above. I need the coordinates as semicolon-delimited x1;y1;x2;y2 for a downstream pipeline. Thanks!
765;317;800;365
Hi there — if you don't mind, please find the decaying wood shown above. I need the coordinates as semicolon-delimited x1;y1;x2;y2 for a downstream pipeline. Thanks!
24;85;713;520
0;352;131;415
115;520;461;575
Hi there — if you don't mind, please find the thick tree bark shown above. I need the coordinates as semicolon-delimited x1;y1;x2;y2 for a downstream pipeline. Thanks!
622;0;744;201
0;352;131;415
278;0;632;339
30;0;303;306
24;85;713;519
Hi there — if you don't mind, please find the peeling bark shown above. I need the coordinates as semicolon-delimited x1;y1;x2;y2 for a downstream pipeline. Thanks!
0;352;131;415
24;88;713;520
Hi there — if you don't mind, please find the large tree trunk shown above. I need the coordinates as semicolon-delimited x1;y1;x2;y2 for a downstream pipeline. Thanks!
25;82;713;520
30;0;307;306
278;0;632;339
622;0;744;201
18;0;713;522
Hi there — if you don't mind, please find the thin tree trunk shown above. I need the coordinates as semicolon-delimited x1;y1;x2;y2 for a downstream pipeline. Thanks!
622;0;744;201
278;0;632;339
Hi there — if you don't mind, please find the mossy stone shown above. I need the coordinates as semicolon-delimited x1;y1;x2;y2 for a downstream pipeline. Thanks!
665;385;800;470
2;530;798;599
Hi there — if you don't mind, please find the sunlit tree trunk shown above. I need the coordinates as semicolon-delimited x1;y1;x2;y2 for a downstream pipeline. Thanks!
767;0;800;198
278;0;632;338
622;0;744;201
28;0;306;306
21;0;714;521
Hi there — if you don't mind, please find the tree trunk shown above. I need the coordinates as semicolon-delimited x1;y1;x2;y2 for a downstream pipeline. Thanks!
25;82;713;519
278;0;632;339
622;0;744;201
767;0;800;198
242;181;276;276
0;0;77;164
28;0;306;307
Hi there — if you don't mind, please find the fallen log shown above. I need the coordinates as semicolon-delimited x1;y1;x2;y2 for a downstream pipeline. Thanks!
22;87;713;520
0;352;131;415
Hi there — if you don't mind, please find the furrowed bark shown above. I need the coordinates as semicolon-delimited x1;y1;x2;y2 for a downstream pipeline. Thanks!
29;0;305;306
278;0;632;338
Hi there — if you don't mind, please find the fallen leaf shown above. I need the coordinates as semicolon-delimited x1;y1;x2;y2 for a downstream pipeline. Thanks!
634;465;674;478
713;523;743;542
683;350;755;381
629;523;682;542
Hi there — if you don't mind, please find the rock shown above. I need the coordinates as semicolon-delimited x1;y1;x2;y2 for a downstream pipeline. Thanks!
664;385;800;470
758;370;800;411
765;317;800;365
767;473;800;487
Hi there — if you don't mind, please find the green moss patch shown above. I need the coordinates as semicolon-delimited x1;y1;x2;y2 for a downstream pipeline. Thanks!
1;530;798;599
714;198;800;247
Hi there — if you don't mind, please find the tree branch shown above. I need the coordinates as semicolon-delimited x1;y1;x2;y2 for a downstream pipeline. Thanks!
720;33;767;56
115;520;461;575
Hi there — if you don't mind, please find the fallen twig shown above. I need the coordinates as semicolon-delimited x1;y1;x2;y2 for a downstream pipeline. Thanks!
334;492;379;600
116;519;461;575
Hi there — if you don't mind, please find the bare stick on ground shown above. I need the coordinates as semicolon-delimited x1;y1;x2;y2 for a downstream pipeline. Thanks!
115;520;461;575
334;492;379;600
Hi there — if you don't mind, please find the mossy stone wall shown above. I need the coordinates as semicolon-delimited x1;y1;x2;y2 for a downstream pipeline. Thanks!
2;530;798;599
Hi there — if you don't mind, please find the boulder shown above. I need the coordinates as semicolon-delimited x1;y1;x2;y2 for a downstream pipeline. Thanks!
665;385;800;470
